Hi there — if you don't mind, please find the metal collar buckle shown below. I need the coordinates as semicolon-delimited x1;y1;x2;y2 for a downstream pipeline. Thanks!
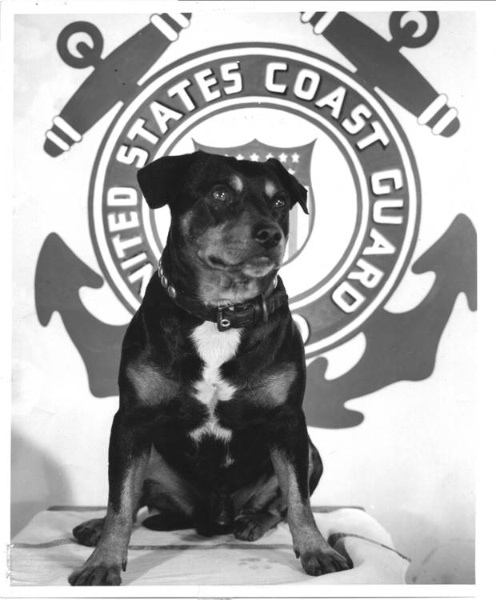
217;307;232;331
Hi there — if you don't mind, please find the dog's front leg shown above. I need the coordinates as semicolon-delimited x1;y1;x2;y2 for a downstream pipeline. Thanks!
69;410;150;586
269;410;350;576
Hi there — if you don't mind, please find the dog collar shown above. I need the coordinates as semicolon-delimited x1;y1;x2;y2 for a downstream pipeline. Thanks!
157;260;288;332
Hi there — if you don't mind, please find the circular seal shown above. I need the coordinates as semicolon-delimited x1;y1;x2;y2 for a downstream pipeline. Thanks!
89;43;420;357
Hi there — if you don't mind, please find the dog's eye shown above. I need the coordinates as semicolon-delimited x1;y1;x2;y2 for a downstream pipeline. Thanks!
210;186;231;202
272;196;287;209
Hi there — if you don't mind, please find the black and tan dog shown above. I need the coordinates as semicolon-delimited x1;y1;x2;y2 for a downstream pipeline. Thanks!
68;151;349;585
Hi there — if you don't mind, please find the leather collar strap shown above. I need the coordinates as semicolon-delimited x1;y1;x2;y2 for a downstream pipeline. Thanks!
158;260;288;332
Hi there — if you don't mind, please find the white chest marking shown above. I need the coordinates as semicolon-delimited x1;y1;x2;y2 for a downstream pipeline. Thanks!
189;322;241;441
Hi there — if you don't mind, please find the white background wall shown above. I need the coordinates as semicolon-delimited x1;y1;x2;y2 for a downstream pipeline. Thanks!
9;7;477;586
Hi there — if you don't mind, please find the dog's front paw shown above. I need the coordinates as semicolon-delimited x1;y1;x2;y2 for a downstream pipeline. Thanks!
68;564;122;586
68;546;126;586
300;545;351;576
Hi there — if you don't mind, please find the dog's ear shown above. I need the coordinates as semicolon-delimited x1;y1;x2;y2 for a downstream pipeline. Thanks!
137;151;206;209
266;158;309;215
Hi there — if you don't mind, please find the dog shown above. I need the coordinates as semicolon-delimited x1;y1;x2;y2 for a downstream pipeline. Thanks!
68;151;350;585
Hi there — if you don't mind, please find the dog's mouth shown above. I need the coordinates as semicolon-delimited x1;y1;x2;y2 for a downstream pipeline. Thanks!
204;254;277;277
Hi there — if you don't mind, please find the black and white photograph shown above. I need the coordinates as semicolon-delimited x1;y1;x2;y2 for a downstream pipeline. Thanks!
1;0;489;597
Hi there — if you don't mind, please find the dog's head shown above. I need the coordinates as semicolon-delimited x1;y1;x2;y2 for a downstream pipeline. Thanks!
137;151;307;300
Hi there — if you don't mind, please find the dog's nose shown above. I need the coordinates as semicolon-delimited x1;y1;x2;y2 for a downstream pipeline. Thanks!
253;223;282;249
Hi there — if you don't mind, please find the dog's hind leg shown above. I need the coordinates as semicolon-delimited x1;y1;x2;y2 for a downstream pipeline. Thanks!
140;479;195;532
73;518;106;548
232;471;287;542
308;436;324;495
140;452;196;532
233;508;284;542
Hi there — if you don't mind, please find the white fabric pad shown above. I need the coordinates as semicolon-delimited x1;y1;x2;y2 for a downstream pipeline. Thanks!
10;507;409;586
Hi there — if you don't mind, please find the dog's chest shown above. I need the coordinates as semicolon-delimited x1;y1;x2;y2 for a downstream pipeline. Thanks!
189;322;241;441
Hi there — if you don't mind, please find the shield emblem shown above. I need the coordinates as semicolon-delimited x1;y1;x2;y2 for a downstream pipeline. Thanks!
193;139;316;265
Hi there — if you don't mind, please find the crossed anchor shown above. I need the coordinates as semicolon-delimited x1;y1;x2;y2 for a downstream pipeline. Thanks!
36;12;475;428
44;11;459;156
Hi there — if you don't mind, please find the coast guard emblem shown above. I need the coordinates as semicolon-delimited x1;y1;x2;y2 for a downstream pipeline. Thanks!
36;11;476;428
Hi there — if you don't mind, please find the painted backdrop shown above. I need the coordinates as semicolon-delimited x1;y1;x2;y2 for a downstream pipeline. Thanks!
12;8;476;585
